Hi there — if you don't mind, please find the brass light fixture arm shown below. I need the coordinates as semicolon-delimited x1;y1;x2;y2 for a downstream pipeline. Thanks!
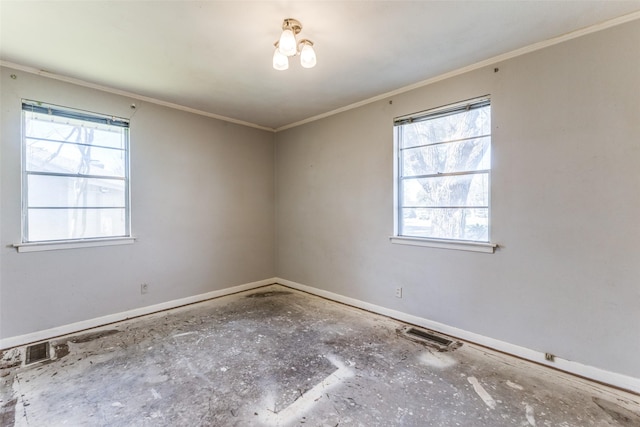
282;18;303;35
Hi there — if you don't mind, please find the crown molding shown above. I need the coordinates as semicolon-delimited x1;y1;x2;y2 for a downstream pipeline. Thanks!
0;60;275;132
276;11;640;132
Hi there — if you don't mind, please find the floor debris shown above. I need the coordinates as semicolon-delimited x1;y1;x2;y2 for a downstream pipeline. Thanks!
525;403;536;426
0;285;638;426
467;376;497;409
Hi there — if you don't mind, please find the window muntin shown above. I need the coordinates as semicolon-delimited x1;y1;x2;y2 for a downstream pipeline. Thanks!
395;97;491;243
22;100;130;243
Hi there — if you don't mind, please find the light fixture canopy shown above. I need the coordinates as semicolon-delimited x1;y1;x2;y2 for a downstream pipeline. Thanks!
272;18;316;70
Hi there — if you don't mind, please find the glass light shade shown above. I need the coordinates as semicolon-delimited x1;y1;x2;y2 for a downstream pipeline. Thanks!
272;48;289;70
300;43;317;69
278;29;297;56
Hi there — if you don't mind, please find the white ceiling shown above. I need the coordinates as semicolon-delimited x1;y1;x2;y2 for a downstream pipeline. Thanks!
1;1;639;130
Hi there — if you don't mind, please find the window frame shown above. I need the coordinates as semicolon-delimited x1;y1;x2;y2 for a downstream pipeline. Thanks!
391;96;496;253
15;100;134;252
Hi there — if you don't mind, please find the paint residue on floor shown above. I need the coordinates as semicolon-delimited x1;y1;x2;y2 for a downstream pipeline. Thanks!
467;376;497;409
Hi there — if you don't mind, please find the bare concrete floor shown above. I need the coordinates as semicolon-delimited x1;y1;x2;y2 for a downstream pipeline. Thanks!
1;285;639;426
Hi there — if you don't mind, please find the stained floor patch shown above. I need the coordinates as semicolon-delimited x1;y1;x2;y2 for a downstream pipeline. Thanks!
593;397;640;426
68;329;120;343
53;343;69;359
245;290;293;298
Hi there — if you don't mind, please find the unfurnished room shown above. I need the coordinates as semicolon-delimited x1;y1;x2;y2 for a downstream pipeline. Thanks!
0;1;639;426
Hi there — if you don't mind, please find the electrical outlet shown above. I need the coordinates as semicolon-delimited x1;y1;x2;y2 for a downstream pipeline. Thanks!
141;283;149;294
395;287;403;298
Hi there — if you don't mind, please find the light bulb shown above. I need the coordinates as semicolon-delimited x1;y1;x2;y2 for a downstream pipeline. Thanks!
300;42;316;69
273;48;289;70
278;28;297;56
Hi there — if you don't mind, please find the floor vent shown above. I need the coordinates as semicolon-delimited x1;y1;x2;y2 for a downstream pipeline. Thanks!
25;342;50;365
399;326;461;351
407;328;453;346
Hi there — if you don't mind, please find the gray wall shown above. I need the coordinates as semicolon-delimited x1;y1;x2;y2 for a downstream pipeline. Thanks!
0;68;275;339
275;21;640;378
1;20;638;382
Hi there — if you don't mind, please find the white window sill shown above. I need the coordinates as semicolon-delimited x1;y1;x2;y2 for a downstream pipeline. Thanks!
390;236;497;253
13;237;135;253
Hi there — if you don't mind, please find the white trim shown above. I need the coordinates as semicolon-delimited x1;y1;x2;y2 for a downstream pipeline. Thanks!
3;274;638;394
275;11;640;132
14;237;136;253
392;96;494;253
0;278;276;350
390;236;497;253
0;61;275;133
275;278;640;395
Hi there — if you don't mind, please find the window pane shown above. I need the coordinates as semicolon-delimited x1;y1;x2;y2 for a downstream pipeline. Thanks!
401;136;490;176
27;208;127;241
399;105;490;149
26;139;126;177
395;98;490;243
401;173;489;207
401;207;488;241
28;175;125;208
25;113;126;149
22;101;130;243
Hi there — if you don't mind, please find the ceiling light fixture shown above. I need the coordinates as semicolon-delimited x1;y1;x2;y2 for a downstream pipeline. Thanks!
273;18;316;70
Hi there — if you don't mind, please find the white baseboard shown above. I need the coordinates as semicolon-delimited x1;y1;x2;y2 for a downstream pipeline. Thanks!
275;277;640;395
3;276;638;395
0;278;276;350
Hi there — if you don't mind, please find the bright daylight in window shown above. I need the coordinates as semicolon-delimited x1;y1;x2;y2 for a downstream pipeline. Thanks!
22;100;130;243
394;97;491;243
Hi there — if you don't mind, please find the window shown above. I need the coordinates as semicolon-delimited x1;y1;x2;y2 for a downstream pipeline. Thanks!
21;100;130;243
394;97;491;245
